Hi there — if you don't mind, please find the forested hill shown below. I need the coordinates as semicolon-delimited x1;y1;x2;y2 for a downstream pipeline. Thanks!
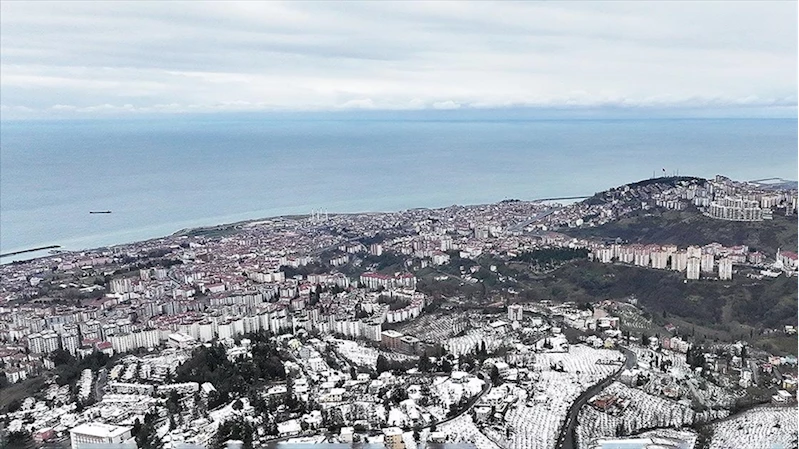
563;207;797;257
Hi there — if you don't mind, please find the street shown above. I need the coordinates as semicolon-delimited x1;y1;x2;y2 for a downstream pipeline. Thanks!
554;347;636;449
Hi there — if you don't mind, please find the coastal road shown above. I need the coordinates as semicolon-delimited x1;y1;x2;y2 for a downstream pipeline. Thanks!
554;347;636;449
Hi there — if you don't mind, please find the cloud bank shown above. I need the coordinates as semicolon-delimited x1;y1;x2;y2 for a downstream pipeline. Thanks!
1;1;796;118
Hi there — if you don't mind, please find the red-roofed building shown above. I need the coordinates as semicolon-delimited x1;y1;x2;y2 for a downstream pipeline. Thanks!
778;251;798;270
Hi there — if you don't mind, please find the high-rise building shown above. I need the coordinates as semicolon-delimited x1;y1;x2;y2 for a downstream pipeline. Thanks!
28;330;60;354
687;246;702;259
60;326;81;355
651;250;669;269
686;257;701;280
709;196;764;221
719;258;733;280
508;304;524;322
700;253;715;273
671;252;688;272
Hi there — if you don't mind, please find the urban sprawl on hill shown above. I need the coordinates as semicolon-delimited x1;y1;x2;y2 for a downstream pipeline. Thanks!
1;175;797;449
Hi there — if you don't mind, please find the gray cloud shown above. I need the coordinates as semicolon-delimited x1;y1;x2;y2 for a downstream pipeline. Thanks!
0;1;796;118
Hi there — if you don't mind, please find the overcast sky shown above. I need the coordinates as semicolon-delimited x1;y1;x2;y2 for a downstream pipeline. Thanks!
1;1;796;118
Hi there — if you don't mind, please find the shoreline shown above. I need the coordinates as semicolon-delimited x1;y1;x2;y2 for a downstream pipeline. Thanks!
1;196;577;265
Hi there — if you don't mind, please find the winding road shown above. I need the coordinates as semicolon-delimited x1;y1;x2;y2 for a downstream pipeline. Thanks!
555;347;637;449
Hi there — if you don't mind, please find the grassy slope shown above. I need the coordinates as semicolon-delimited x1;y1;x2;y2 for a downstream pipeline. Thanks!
563;208;797;256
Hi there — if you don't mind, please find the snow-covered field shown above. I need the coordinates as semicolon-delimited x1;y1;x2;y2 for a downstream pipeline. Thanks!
576;381;698;449
439;414;501;449
429;373;486;417
502;345;621;449
445;329;504;357
707;406;798;449
399;313;468;343
331;338;379;367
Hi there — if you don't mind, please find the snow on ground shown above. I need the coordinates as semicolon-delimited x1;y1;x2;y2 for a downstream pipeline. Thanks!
576;381;697;449
387;407;409;427
503;345;621;449
399;313;467;342
445;329;504;356
708;406;797;449
635;428;697;449
331;338;378;367
438;413;501;449
430;374;486;415
533;346;622;376
427;404;447;421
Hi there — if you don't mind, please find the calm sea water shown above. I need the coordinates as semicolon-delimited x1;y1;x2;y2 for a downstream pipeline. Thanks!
1;117;796;260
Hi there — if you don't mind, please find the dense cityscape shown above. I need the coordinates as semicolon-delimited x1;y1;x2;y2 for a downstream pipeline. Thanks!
0;175;797;449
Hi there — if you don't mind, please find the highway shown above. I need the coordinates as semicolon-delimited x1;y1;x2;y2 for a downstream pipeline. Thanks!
555;347;637;449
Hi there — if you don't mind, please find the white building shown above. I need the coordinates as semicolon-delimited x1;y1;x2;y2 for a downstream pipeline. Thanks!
670;251;688;272
686;257;701;280
650;250;669;269
708;196;764;221
28;330;60;354
69;423;133;449
719;257;733;280
700;253;715;273
167;332;195;349
508;304;524;322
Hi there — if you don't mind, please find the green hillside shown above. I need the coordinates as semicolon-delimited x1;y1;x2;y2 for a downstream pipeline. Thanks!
563;208;797;256
512;260;797;354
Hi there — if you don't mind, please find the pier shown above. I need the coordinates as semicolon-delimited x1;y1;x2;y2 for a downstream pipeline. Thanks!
0;245;61;258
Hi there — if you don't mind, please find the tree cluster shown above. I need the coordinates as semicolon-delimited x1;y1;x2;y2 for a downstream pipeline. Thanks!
211;417;254;449
686;345;706;369
50;349;112;387
376;355;414;374
175;331;285;407
132;411;163;449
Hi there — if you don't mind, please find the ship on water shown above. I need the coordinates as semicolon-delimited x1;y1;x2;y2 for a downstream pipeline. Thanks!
89;211;112;214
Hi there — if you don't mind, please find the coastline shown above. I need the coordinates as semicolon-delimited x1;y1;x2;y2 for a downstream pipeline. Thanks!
0;197;578;265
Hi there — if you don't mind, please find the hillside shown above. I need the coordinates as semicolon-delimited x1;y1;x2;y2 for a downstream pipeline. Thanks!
583;176;705;206
563;207;797;256
510;259;797;354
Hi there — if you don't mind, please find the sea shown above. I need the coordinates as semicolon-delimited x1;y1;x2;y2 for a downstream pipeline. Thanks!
1;116;796;262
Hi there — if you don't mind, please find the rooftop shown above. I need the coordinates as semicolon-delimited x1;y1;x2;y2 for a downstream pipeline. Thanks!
70;422;132;438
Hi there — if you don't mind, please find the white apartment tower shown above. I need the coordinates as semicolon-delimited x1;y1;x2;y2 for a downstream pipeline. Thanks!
700;253;715;273
651;250;669;270
508;304;524;322
671;251;688;272
719;258;733;280
686;257;701;280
